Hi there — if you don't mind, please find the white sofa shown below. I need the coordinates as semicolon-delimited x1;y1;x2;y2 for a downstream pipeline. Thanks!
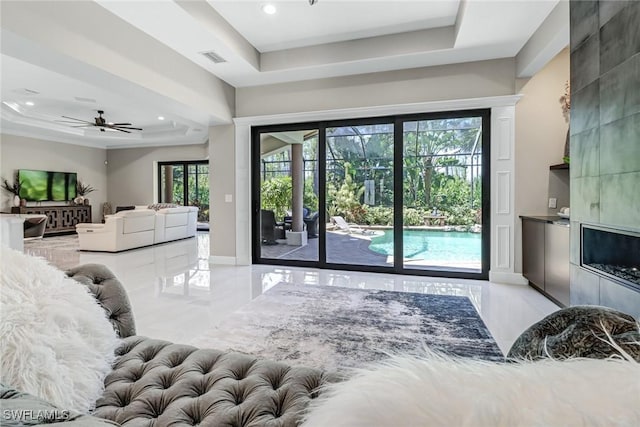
76;206;198;252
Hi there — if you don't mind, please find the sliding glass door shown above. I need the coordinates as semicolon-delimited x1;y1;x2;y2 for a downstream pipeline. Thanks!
256;128;319;262
252;110;489;279
158;161;209;225
401;116;485;273
325;123;394;267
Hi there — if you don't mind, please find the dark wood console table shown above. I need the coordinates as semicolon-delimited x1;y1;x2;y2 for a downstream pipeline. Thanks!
11;205;91;235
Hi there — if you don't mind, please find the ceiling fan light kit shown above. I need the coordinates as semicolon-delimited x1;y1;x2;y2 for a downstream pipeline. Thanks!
56;110;143;134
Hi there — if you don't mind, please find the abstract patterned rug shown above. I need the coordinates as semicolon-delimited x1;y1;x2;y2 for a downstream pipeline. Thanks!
190;283;504;372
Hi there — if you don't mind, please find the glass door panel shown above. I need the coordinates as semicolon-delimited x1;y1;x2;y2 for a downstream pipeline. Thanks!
259;129;319;262
325;123;394;267
160;163;185;205
188;164;209;223
401;117;483;273
159;161;209;229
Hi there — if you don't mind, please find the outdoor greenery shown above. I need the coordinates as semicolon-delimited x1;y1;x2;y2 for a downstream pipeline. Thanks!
261;175;319;219
162;164;210;222
260;118;483;227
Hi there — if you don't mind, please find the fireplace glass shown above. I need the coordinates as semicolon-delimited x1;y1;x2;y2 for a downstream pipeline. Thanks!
581;225;640;289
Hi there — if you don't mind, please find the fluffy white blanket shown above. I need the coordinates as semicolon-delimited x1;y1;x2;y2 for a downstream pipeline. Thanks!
0;248;120;413
303;351;640;427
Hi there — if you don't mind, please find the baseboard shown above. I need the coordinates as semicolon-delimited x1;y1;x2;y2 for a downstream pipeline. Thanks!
209;256;237;265
489;271;528;285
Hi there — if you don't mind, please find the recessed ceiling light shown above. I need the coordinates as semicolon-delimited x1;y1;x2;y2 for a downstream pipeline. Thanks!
25;101;35;106
262;3;276;15
158;116;165;121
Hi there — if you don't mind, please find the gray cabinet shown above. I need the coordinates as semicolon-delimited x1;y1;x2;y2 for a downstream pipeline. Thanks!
11;205;91;235
521;216;570;306
522;219;545;289
544;223;570;306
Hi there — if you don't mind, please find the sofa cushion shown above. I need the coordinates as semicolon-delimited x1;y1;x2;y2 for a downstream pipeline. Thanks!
157;207;190;214
0;248;120;414
115;209;155;218
95;336;327;427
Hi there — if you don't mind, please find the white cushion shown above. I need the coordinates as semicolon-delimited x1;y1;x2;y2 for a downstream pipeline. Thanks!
0;247;120;413
115;209;156;218
157;207;190;214
302;352;640;427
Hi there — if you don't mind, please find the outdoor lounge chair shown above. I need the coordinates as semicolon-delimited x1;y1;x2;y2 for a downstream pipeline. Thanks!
330;216;372;235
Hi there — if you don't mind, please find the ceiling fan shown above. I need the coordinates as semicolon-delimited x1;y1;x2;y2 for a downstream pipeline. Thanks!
56;110;143;133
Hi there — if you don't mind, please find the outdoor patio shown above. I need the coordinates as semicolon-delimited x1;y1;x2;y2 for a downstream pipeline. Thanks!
261;230;389;266
261;229;481;271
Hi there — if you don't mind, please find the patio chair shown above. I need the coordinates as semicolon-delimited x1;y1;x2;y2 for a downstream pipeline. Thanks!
330;216;372;235
304;211;319;238
261;209;285;244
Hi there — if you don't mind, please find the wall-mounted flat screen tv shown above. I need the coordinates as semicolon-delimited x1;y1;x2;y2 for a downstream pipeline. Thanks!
18;169;77;202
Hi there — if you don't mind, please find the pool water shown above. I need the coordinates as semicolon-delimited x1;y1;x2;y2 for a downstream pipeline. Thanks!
368;229;481;261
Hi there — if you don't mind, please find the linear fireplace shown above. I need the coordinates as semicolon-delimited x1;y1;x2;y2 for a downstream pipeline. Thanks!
581;225;640;291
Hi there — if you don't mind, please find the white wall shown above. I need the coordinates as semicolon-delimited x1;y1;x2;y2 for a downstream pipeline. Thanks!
236;58;516;117
209;125;236;261
106;144;207;208
0;134;107;222
514;48;570;272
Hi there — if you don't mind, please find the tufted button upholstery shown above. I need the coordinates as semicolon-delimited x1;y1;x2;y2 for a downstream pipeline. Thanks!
65;264;328;425
66;264;136;338
94;337;328;427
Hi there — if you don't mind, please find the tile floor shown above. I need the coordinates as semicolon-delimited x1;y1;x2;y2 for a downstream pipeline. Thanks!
26;232;560;355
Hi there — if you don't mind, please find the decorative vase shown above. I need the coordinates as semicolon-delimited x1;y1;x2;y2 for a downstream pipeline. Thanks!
83;198;90;206
13;195;20;207
20;198;27;207
74;196;84;205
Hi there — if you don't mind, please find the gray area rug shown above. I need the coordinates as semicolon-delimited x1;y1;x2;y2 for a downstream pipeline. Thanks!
190;283;504;372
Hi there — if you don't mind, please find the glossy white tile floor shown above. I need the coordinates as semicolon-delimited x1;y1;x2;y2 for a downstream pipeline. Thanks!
32;232;560;355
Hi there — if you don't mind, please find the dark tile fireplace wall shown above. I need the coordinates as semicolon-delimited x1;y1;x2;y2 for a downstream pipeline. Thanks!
569;0;640;317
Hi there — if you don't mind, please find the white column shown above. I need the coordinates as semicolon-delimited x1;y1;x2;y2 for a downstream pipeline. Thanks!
291;143;304;233
489;106;527;285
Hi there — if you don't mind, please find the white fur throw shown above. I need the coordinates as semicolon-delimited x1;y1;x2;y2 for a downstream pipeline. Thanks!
303;351;640;427
0;248;120;413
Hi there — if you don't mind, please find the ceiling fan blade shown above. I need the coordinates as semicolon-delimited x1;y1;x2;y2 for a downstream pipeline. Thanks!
70;125;93;128
111;122;132;126
114;127;143;131
113;128;132;134
61;116;93;123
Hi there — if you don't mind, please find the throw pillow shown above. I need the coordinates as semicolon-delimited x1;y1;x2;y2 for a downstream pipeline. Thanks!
147;203;178;210
302;351;640;427
0;248;120;413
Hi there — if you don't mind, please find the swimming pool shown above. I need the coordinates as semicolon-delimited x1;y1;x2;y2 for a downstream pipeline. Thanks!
368;229;481;262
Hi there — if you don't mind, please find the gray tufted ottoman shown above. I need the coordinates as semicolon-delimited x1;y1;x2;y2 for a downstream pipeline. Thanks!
507;305;640;362
66;265;328;427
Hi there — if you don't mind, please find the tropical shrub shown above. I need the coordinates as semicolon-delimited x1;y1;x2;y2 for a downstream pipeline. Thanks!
362;206;393;226
261;176;291;218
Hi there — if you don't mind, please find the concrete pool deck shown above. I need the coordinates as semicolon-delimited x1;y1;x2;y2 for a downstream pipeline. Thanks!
260;228;482;271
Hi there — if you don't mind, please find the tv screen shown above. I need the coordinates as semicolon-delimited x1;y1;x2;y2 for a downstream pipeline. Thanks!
18;169;77;202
